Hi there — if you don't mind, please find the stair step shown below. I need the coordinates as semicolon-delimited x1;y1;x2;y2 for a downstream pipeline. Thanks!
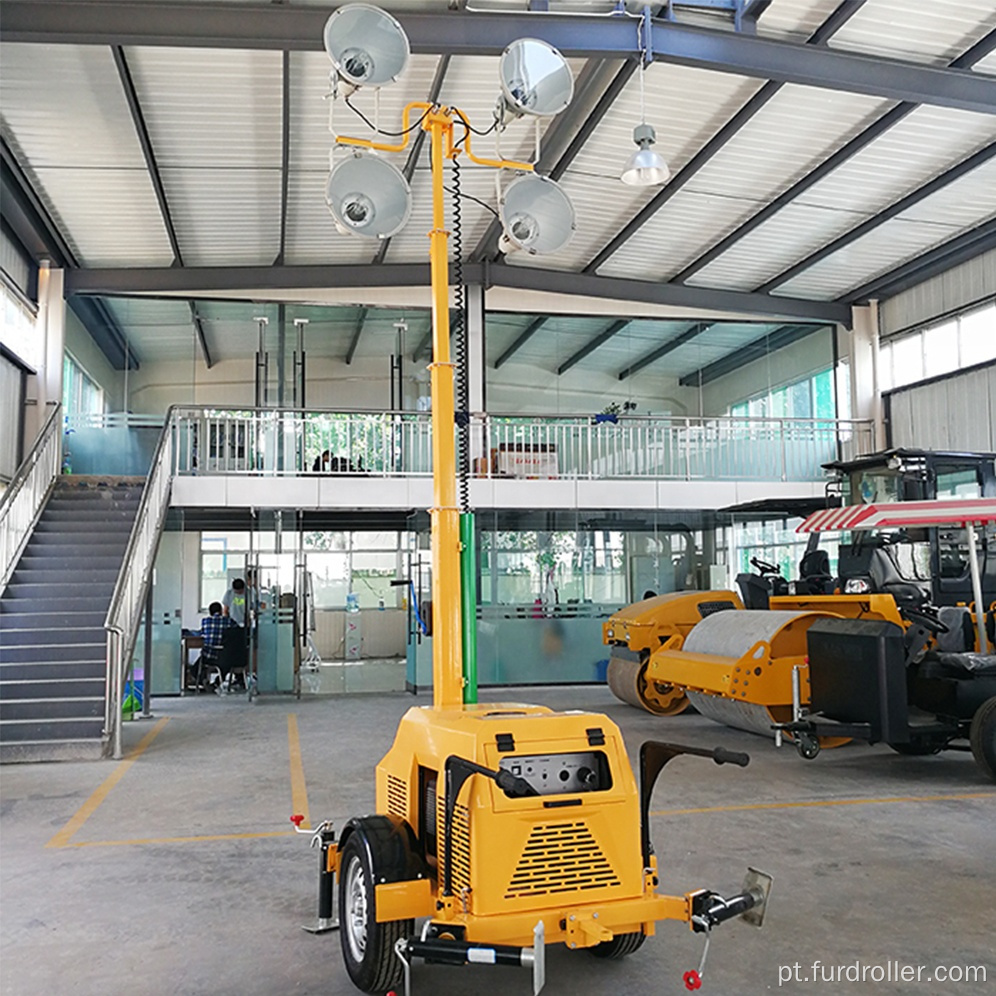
1;596;111;613
25;532;130;548
1;661;106;681
10;568;120;585
1;697;105;720
2;628;106;646
1;642;106;664
42;506;136;526
0;717;105;743
33;519;135;534
2;584;116;603
17;555;124;572
0;739;106;762
0;678;106;699
0;611;106;628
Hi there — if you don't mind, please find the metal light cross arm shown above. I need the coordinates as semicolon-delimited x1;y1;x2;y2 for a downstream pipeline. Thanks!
335;101;533;710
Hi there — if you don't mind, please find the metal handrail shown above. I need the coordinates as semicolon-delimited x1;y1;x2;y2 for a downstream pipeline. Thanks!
103;406;177;759
0;403;62;591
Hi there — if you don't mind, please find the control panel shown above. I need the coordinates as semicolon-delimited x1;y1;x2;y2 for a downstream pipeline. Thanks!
498;751;610;796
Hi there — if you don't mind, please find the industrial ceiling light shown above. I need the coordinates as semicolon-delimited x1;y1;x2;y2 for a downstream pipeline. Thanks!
326;152;413;239
496;38;574;127
498;174;576;255
621;52;669;186
323;3;410;90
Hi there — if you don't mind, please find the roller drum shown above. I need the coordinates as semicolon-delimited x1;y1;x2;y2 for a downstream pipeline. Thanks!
685;692;778;737
606;654;647;711
683;610;812;659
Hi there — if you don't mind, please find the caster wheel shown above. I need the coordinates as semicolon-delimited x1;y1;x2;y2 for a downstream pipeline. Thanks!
795;732;820;760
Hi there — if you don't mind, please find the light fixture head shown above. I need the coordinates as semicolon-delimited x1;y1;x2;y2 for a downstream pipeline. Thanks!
323;4;410;90
326;152;413;239
496;38;574;126
499;174;576;255
621;122;670;187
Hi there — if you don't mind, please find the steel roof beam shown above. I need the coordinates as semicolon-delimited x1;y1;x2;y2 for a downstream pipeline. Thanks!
189;302;213;369
677;323;822;387
345;307;368;365
488;264;852;325
68;296;139;370
558;319;631;375
756;141;996;294
472;58;635;262
1;138;76;269
840;219;996;305
65;260;850;323
671;26;996;284
584;1;862;274
616;321;705;379
374;54;451;267
113;46;182;265
5;3;996;114
494;315;550;368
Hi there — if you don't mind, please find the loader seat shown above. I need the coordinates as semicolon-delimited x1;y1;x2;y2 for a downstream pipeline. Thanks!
736;572;770;610
798;549;834;595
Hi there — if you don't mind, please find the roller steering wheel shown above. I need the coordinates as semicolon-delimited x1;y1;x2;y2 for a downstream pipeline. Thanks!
903;605;949;635
750;556;781;576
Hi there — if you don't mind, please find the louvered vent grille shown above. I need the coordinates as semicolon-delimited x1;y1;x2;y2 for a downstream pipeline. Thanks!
386;774;407;819
505;821;621;899
450;804;471;895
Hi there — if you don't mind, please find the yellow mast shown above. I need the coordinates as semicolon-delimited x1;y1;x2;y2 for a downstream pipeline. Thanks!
335;103;532;710
425;107;463;709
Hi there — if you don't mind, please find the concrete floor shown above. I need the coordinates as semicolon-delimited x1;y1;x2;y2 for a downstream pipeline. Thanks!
1;684;993;996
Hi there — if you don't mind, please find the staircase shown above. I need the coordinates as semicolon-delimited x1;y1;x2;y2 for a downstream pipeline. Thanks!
0;478;144;762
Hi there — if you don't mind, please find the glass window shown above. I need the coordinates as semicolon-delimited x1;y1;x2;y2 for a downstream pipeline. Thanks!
891;334;923;388
959;302;996;367
922;322;959;378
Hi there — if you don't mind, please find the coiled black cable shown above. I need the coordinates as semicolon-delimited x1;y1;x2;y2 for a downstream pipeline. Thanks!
451;153;471;514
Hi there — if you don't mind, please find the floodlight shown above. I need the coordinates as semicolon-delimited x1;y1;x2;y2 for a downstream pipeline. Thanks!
496;38;574;125
323;4;410;89
326;153;413;239
499;174;575;255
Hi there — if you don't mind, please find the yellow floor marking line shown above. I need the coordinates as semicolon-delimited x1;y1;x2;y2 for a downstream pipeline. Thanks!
46;717;170;849
652;792;996;817
288;713;311;830
69;830;294;848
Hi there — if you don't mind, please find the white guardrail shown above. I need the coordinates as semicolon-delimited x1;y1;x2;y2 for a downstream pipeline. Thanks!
0;404;62;591
166;407;875;482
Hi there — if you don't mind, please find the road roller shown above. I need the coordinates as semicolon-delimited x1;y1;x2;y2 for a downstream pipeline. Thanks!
295;60;773;996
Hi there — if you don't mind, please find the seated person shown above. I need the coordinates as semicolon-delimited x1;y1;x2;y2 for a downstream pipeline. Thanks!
189;602;235;690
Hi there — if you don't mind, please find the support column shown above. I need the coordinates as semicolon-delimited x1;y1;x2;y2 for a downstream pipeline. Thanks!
465;283;486;471
848;302;884;452
23;265;66;451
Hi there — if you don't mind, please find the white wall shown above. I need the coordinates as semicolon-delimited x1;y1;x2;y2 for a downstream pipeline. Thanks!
700;329;835;416
488;359;698;415
64;306;124;411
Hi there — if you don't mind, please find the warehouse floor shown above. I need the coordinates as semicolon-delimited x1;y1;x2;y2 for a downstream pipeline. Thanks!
2;685;993;996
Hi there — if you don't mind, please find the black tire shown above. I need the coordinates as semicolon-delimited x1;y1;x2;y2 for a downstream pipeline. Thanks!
589;931;646;959
338;831;412;994
970;696;996;782
795;732;820;760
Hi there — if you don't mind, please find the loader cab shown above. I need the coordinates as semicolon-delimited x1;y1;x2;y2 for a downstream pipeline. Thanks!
823;449;996;608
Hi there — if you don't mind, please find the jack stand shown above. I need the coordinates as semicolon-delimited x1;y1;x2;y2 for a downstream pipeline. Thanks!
393;919;545;996
291;816;339;933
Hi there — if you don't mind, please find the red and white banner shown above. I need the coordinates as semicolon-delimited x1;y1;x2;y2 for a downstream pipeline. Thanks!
798;499;996;533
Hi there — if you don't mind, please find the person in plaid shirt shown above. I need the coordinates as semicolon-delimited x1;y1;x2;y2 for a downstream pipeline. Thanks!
188;602;235;690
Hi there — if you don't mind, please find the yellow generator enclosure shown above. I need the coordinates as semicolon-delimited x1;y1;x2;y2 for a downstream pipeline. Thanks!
372;703;677;949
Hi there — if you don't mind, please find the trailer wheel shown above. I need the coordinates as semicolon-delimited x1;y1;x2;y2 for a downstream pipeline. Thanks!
795;731;820;760
970;696;996;782
588;931;646;959
338;831;411;994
